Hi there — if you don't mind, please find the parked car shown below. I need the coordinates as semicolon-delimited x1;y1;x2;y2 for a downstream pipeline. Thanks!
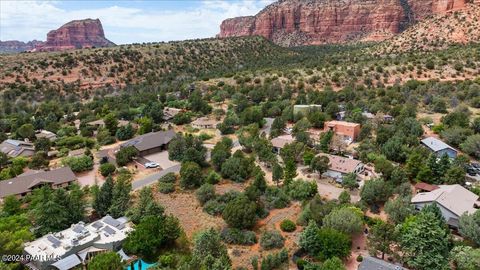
467;168;477;176
145;162;160;168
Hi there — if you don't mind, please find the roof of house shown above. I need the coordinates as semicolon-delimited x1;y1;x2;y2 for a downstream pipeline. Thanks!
358;256;408;270
318;153;362;174
271;134;295;149
325;120;360;128
411;184;479;217
35;130;57;140
0;167;77;198
0;139;35;157
414;182;439;192
192;117;218;127
68;148;86;157
121;130;176;152
421;137;457;153
24;215;131;262
87;119;131;127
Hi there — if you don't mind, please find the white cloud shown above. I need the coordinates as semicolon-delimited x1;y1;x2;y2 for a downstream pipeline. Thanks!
0;0;275;44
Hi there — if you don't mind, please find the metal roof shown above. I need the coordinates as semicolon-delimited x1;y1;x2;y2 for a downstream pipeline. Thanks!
358;256;408;270
51;254;81;270
421;137;456;153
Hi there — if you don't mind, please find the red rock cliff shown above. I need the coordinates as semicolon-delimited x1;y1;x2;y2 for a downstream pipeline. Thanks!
219;0;467;46
37;19;115;51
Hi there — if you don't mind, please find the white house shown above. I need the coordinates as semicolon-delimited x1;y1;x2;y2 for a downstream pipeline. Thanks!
318;153;364;183
411;184;479;228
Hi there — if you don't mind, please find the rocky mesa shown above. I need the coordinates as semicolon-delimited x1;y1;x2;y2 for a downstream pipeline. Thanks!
36;18;115;51
218;0;469;46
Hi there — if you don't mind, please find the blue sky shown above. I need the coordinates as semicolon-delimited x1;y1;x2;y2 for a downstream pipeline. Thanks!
0;0;274;44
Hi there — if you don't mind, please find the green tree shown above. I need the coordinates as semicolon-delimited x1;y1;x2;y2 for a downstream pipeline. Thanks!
323;207;363;235
342;173;358;190
123;215;181;259
180;161;203;189
399;211;450;270
222;195;257;229
384;196;414;224
61;155;94;172
17;123;35;139
137;117;153;135
310;155;330;176
109;171;132;218
127;187;165;224
0;214;34;255
360;178;392;209
115;124;135;141
322;257;346;270
196;183;216;205
461;134;480;158
99;162;116;177
450;246;480;270
1;195;22;216
103;113;119;135
459;211;480;246
34;138;51;152
367;221;395;260
93;176;114;216
272;162;284;186
32;187;68;236
190;228;232;269
115;146;138;166
29;151;49;169
221;151;254;182
338;191;351;205
299;221;351;260
211;138;232;171
87;251;122;270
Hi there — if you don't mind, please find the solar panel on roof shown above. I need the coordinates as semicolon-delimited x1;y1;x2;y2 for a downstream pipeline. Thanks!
102;225;116;235
47;235;61;248
91;221;103;229
72;225;85;234
103;216;120;228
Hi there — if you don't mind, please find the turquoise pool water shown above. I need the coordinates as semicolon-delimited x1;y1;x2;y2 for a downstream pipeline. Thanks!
125;259;157;270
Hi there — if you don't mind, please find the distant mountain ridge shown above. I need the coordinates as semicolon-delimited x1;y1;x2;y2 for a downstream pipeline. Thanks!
0;18;115;54
218;0;471;47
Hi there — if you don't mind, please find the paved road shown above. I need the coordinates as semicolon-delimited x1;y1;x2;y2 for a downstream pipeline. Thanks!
132;164;181;190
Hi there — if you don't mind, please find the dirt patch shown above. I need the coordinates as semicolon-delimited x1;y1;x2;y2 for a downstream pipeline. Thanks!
153;190;225;238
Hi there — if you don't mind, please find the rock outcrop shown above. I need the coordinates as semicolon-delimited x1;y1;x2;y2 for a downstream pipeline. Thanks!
219;0;468;46
0;40;44;54
36;19;115;51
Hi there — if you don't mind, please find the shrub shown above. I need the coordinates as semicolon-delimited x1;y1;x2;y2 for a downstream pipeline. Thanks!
280;219;296;232
158;182;175;194
222;195;257;229
203;199;225;216
205;170;221;184
196;184;216;205
264;187;290;209
220;228;257;245
260;248;288;270
260;230;285;250
62;155;93;172
286;179;317;201
158;172;176;183
99;163;116;177
356;255;363;262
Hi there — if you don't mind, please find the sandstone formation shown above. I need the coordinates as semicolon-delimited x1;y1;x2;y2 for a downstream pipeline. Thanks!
0;40;44;54
36;19;115;52
219;0;468;46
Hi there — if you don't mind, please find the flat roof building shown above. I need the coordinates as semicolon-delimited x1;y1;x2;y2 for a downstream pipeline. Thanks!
24;215;132;270
323;121;361;143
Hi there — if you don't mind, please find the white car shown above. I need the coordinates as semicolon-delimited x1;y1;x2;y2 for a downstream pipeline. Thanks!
145;162;160;168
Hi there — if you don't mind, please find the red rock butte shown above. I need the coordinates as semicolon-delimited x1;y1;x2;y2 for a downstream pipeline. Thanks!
218;0;468;46
35;18;115;52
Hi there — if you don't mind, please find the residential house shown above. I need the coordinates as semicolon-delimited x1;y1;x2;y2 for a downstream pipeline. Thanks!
271;134;295;154
191;117;218;129
0;139;35;158
24;215;132;270
421;136;458;158
163;107;182;121
318;153;364;183
35;130;57;141
0;167;77;199
358;256;408;270
68;148;86;157
323;121;361;143
411;184;480;228
121;129;176;156
293;104;322;116
87;119;134;129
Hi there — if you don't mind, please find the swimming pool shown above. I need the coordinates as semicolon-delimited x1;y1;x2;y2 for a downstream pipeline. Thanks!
125;259;157;270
